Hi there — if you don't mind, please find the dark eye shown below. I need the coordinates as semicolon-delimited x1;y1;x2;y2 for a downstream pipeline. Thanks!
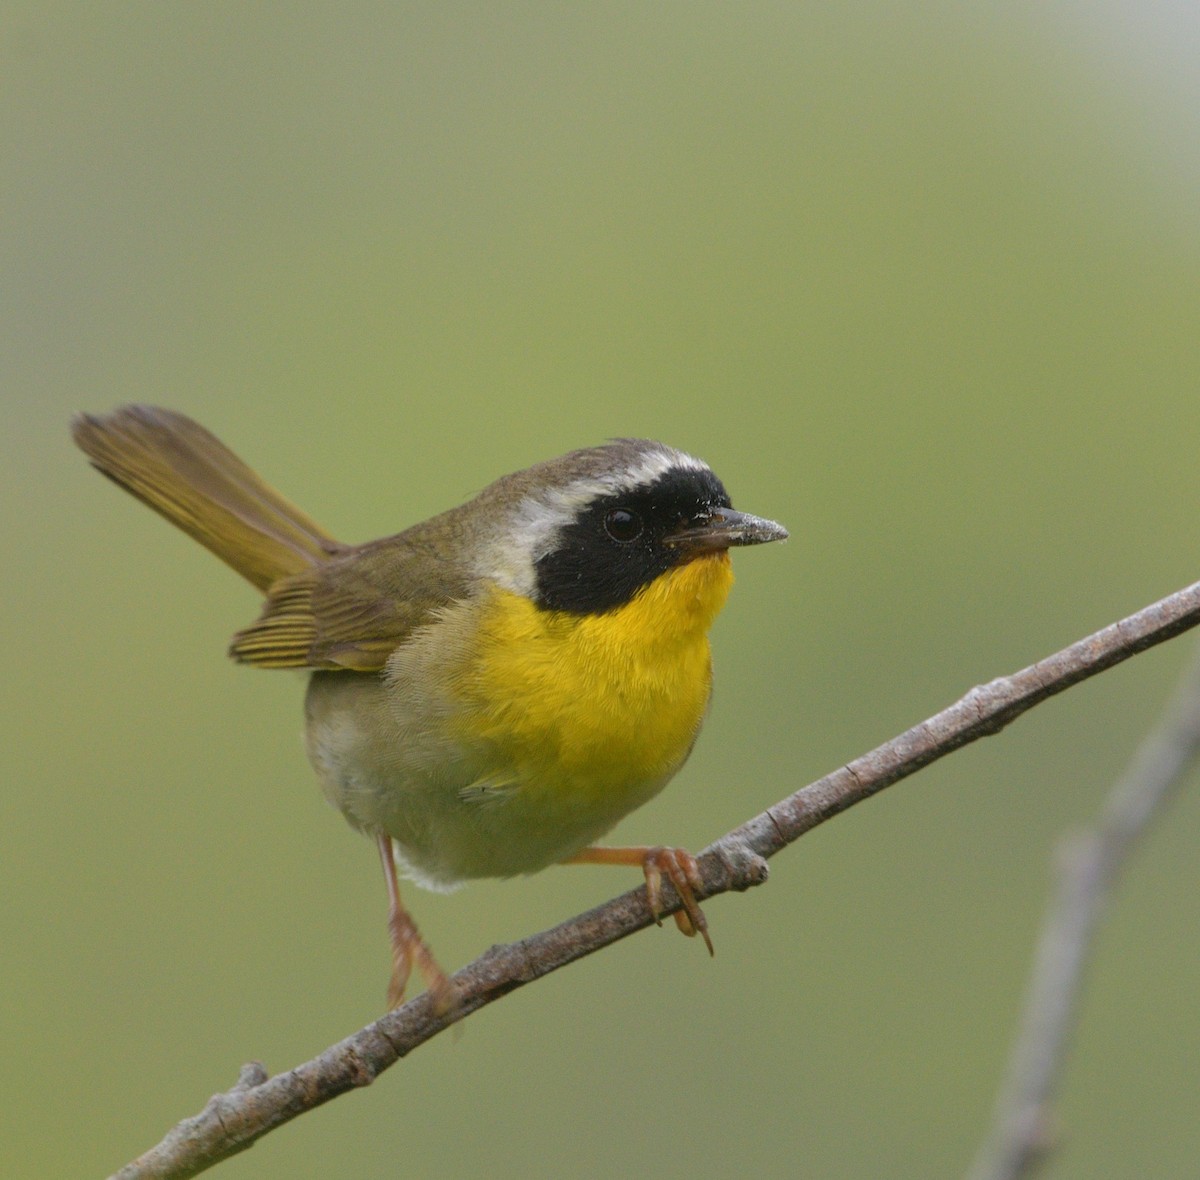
604;507;643;543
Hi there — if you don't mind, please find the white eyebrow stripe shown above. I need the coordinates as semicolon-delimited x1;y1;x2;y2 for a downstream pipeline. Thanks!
617;446;709;486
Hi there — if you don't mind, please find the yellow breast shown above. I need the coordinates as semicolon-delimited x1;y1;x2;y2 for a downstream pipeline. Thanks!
453;552;734;831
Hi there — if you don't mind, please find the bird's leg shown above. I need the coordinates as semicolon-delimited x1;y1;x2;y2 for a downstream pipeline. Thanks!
376;834;455;1012
561;845;713;955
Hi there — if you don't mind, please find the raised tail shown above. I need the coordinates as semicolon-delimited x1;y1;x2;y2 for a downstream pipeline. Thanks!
72;405;343;591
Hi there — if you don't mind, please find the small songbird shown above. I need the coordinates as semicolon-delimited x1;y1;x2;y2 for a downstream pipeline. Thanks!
73;407;787;1008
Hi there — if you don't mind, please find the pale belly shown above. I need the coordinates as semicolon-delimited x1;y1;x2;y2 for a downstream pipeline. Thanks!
303;649;708;888
304;560;729;889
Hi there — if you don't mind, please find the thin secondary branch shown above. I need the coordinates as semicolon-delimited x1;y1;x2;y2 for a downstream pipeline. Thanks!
111;578;1200;1180
966;642;1200;1180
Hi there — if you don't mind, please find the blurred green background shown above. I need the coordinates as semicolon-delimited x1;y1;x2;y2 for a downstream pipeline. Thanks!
4;4;1199;1177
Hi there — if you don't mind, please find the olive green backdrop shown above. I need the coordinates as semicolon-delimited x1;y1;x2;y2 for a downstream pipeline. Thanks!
5;5;1199;1178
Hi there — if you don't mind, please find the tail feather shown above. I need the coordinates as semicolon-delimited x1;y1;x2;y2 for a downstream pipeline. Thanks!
72;405;342;591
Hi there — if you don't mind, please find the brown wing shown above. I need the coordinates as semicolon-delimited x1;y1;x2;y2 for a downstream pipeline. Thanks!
229;517;475;671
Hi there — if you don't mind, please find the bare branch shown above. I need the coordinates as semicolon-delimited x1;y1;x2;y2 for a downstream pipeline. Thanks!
110;578;1200;1180
966;642;1200;1180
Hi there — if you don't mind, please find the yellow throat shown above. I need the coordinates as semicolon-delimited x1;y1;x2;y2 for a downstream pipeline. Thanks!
454;551;735;830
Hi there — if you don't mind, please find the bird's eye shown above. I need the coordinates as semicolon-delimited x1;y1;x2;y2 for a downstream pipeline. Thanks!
604;507;643;543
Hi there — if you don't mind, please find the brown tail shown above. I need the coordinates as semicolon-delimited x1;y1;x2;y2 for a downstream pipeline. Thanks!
72;405;343;591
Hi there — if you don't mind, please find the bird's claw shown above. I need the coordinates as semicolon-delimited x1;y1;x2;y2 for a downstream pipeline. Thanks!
640;846;713;956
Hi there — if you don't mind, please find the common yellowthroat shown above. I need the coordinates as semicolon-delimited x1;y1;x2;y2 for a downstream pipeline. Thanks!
73;407;786;1008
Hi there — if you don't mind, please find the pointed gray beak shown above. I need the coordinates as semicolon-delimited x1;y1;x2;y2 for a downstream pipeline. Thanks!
665;506;788;555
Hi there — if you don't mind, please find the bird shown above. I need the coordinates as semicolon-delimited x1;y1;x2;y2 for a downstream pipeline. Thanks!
72;406;787;1009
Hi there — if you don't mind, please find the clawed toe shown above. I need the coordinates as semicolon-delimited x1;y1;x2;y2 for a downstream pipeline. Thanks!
561;843;714;956
640;846;713;956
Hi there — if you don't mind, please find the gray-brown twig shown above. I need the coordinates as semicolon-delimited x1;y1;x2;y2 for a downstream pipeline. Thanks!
110;577;1200;1180
966;642;1200;1180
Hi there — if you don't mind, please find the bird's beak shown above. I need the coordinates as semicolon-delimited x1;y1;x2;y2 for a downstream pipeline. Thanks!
665;507;789;555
